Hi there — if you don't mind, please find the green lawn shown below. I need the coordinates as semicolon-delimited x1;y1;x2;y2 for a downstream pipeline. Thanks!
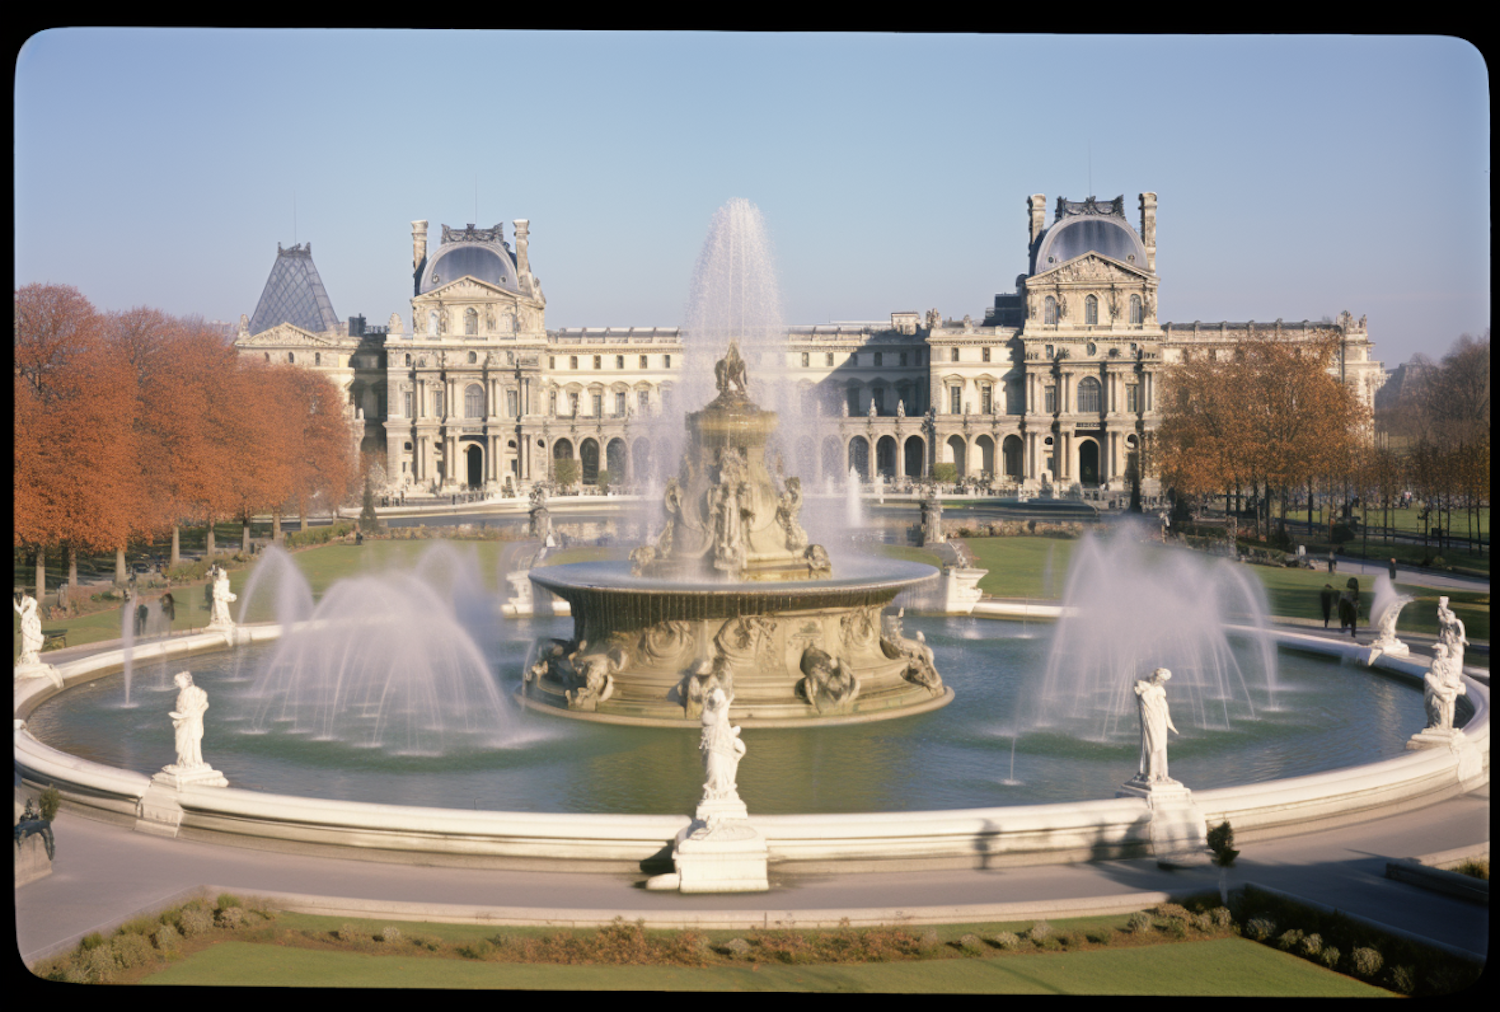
137;937;1390;994
962;537;1079;600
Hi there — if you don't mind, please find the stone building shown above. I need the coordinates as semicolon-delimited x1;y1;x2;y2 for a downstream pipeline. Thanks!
234;191;1385;496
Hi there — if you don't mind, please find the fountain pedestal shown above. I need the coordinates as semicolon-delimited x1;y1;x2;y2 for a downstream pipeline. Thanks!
1117;778;1210;868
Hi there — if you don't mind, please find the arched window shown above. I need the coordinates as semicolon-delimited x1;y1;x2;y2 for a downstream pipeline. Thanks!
1077;376;1103;414
287;352;295;363
465;308;478;335
404;353;412;366
1130;295;1143;325
315;352;322;366
465;383;485;418
1044;296;1058;324
468;351;477;364
1085;295;1098;326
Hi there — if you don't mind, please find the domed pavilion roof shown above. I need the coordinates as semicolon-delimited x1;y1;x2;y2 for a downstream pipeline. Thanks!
418;224;521;295
1032;196;1150;274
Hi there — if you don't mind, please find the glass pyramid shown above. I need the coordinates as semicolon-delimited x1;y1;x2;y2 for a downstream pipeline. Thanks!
248;243;340;335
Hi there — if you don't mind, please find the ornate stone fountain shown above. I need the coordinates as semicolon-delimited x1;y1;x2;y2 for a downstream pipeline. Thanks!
523;343;950;726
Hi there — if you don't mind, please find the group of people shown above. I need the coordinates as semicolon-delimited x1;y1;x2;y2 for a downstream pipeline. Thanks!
1319;578;1363;637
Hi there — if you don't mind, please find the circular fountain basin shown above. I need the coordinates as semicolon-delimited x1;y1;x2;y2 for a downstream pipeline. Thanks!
13;615;1488;871
523;558;950;726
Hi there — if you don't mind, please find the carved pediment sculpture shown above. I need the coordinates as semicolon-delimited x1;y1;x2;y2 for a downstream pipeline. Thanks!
236;322;348;348
1034;253;1149;286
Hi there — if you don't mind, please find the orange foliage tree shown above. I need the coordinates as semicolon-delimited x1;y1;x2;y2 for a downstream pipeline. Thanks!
14;285;139;597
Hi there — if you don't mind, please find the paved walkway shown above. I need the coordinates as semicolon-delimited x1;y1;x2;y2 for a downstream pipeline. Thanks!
15;781;1488;966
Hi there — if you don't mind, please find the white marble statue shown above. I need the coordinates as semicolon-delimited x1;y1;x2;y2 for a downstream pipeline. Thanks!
699;688;746;810
1367;591;1416;661
1134;667;1179;784
168;672;210;770
1437;596;1469;669
1423;643;1467;733
13;592;44;668
208;567;237;628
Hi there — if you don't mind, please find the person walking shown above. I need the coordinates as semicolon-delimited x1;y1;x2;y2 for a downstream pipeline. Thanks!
1327;549;1337;574
1320;584;1335;629
1388;558;1398;581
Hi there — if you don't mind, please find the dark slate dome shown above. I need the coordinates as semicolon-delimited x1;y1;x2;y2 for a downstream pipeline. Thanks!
419;243;519;294
1034;214;1149;274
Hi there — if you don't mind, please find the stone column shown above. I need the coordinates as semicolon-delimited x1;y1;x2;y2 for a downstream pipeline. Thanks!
1139;193;1158;273
412;220;428;274
1062;433;1071;479
513;219;531;278
1028;194;1047;248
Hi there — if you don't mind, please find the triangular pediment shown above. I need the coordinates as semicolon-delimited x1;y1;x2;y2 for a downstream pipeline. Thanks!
418;276;518;301
1032;252;1151;285
237;322;351;348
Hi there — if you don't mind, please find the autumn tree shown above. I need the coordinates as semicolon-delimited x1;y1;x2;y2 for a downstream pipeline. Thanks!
14;285;139;598
282;367;358;538
1156;335;1368;539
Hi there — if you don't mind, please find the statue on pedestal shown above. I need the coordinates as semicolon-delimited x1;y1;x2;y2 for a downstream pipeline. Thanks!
168;672;210;770
1437;596;1469;669
699;687;745;811
1134;667;1179;784
1422;643;1466;733
208;566;237;628
13;592;43;668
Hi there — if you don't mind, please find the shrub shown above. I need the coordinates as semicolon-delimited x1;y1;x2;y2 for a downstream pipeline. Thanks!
79;932;107;951
992;931;1023;950
1126;911;1155;934
1207;821;1240;866
1318;946;1341;970
1211;906;1233;929
1387;964;1416;994
167;559;214;582
958;933;984;953
1275;929;1304;951
152;923;181;954
336;923;366;944
1192;912;1215;933
216;893;243;911
1027;920;1052;941
84;945;118;983
1349;946;1383;978
1298;933;1323;957
457;939;495;960
215;906;245;929
113;933;155;969
378;926;403;944
178;906;214;937
1164;919;1189;940
1154;903;1190;921
918;929;941;952
1451;858;1488;880
119;916;158;937
39;787;61;821
1055;929;1084;948
1244;918;1276;942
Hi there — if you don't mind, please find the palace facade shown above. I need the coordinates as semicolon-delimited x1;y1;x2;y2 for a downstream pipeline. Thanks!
234;192;1386;495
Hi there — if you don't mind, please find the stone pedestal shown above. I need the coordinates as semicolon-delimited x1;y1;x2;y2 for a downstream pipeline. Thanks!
136;766;227;838
1117;777;1209;868
1366;640;1409;666
14;821;54;887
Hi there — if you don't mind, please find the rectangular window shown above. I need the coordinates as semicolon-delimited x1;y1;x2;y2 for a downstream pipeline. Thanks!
592;393;603;416
801;352;810;367
404;391;413;417
569;393;579;415
850;353;858;367
900;352;908;367
640;355;648;369
826;352;834;366
594;355;602;369
1045;345;1054;359
1126;385;1140;413
569;355;578;369
665;354;672;368
950;347;959;362
507;389;519;416
950;386;962;414
873;389;884;415
616;355;625;369
1045;386;1057;413
982;347;991;362
639;390;650;414
874;352;883;367
550;391;558;415
981;386;992;414
549;356;556;369
615;391;626;416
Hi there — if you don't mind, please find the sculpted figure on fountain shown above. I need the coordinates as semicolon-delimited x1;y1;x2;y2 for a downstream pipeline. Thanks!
713;341;749;401
168;671;210;769
208;566;237;629
1133;667;1180;784
14;592;44;668
798;645;861;713
881;610;943;696
699;687;746;811
775;477;809;553
566;641;626;711
1437;597;1469;669
1422;643;1466;733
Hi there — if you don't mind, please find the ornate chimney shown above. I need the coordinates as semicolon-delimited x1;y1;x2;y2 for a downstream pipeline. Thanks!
1138;193;1157;272
513;219;530;278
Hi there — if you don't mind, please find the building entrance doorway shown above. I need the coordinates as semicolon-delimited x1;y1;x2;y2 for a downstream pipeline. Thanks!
1078;439;1099;486
466;445;484;488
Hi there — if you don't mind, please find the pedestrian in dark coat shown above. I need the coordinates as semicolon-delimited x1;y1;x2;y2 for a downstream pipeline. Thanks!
1338;592;1356;636
1320;584;1335;629
1388;558;1398;581
1328;550;1337;574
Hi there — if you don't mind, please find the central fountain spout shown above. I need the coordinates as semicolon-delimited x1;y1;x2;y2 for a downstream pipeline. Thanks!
630;340;830;583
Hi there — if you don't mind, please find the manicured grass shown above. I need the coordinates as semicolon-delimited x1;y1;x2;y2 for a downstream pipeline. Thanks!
1248;564;1488;641
961;537;1079;600
138;937;1390;994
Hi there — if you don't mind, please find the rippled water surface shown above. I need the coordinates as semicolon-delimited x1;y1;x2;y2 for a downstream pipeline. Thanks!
27;616;1428;815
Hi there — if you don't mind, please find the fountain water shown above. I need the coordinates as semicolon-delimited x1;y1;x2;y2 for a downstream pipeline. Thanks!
235;545;314;629
1026;526;1278;742
244;570;517;754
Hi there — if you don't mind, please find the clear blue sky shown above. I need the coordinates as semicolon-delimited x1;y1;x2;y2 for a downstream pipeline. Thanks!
14;31;1490;366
